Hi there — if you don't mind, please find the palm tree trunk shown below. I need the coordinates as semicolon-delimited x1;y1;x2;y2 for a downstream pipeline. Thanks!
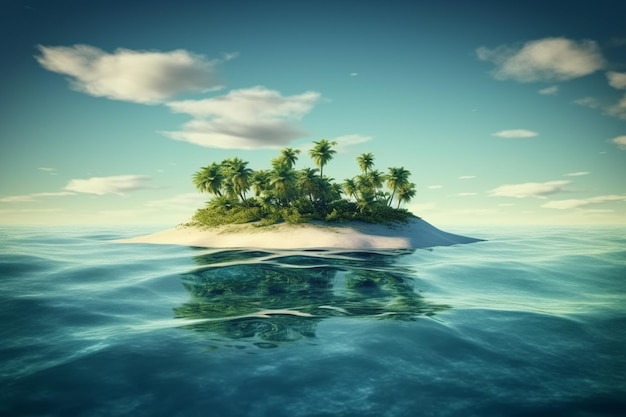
388;187;397;207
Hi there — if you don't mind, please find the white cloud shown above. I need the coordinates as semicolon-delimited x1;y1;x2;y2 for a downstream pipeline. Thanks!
162;86;321;149
0;192;74;203
64;175;151;195
332;134;373;152
538;85;558;95
428;185;443;189
564;171;590;177
458;175;476;180
542;195;626;210
476;37;604;82
492;129;538;138
350;72;359;77
36;44;226;104
488;180;570;198
607;71;626;89
612;135;626;150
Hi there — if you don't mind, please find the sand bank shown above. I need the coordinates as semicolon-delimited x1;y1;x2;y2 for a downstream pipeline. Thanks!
119;218;482;250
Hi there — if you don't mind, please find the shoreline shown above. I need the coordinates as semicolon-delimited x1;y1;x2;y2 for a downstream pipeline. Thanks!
118;218;484;250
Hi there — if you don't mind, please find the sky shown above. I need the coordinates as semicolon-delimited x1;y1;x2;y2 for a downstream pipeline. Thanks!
1;0;625;227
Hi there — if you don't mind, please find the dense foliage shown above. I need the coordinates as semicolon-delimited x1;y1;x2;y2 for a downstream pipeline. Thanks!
191;139;418;226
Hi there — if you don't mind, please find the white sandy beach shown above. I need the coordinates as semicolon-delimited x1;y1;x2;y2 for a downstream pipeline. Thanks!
119;218;482;250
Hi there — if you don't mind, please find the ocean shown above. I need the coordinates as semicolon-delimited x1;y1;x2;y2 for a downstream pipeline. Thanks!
1;225;625;417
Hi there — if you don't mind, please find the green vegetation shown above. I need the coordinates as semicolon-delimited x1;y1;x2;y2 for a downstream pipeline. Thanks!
191;139;418;226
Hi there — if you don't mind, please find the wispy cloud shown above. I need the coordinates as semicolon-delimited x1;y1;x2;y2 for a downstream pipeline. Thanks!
612;135;626;150
574;96;602;109
349;72;358;77
64;175;152;195
476;37;604;82
35;45;230;104
607;95;626;120
458;175;476;180
38;167;58;175
538;85;558;95
492;129;538;138
488;180;570;198
564;171;590;177
162;86;321;149
145;193;207;209
458;192;477;196
574;72;626;120
331;134;373;153
428;185;443;189
542;195;626;209
574;95;626;119
0;192;75;203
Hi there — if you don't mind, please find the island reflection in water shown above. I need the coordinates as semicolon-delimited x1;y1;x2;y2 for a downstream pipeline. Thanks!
174;249;450;348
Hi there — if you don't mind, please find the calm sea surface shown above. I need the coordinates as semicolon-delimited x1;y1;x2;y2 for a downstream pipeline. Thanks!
1;225;625;417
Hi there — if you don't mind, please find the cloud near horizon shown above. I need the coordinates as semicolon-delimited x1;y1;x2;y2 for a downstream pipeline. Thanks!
0;192;74;203
35;45;230;104
492;129;538;138
145;193;208;209
162;86;321;149
476;37;604;82
64;175;152;195
542;195;626;210
488;180;570;198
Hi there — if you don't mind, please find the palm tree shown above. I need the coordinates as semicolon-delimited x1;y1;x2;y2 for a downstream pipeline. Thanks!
315;176;340;204
329;182;343;202
356;153;374;174
309;139;337;178
297;167;320;202
396;182;416;208
251;169;271;197
221;157;253;202
270;163;298;206
386;167;411;207
278;147;301;169
193;163;224;196
193;168;211;194
358;170;385;196
342;178;358;201
208;195;236;210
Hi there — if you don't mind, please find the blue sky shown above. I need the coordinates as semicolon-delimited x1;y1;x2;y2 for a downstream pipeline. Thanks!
1;0;625;226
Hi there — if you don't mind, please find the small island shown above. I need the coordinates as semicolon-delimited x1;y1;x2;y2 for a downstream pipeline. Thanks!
123;139;482;249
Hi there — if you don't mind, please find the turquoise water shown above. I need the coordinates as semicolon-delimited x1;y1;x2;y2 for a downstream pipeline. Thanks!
1;226;625;416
